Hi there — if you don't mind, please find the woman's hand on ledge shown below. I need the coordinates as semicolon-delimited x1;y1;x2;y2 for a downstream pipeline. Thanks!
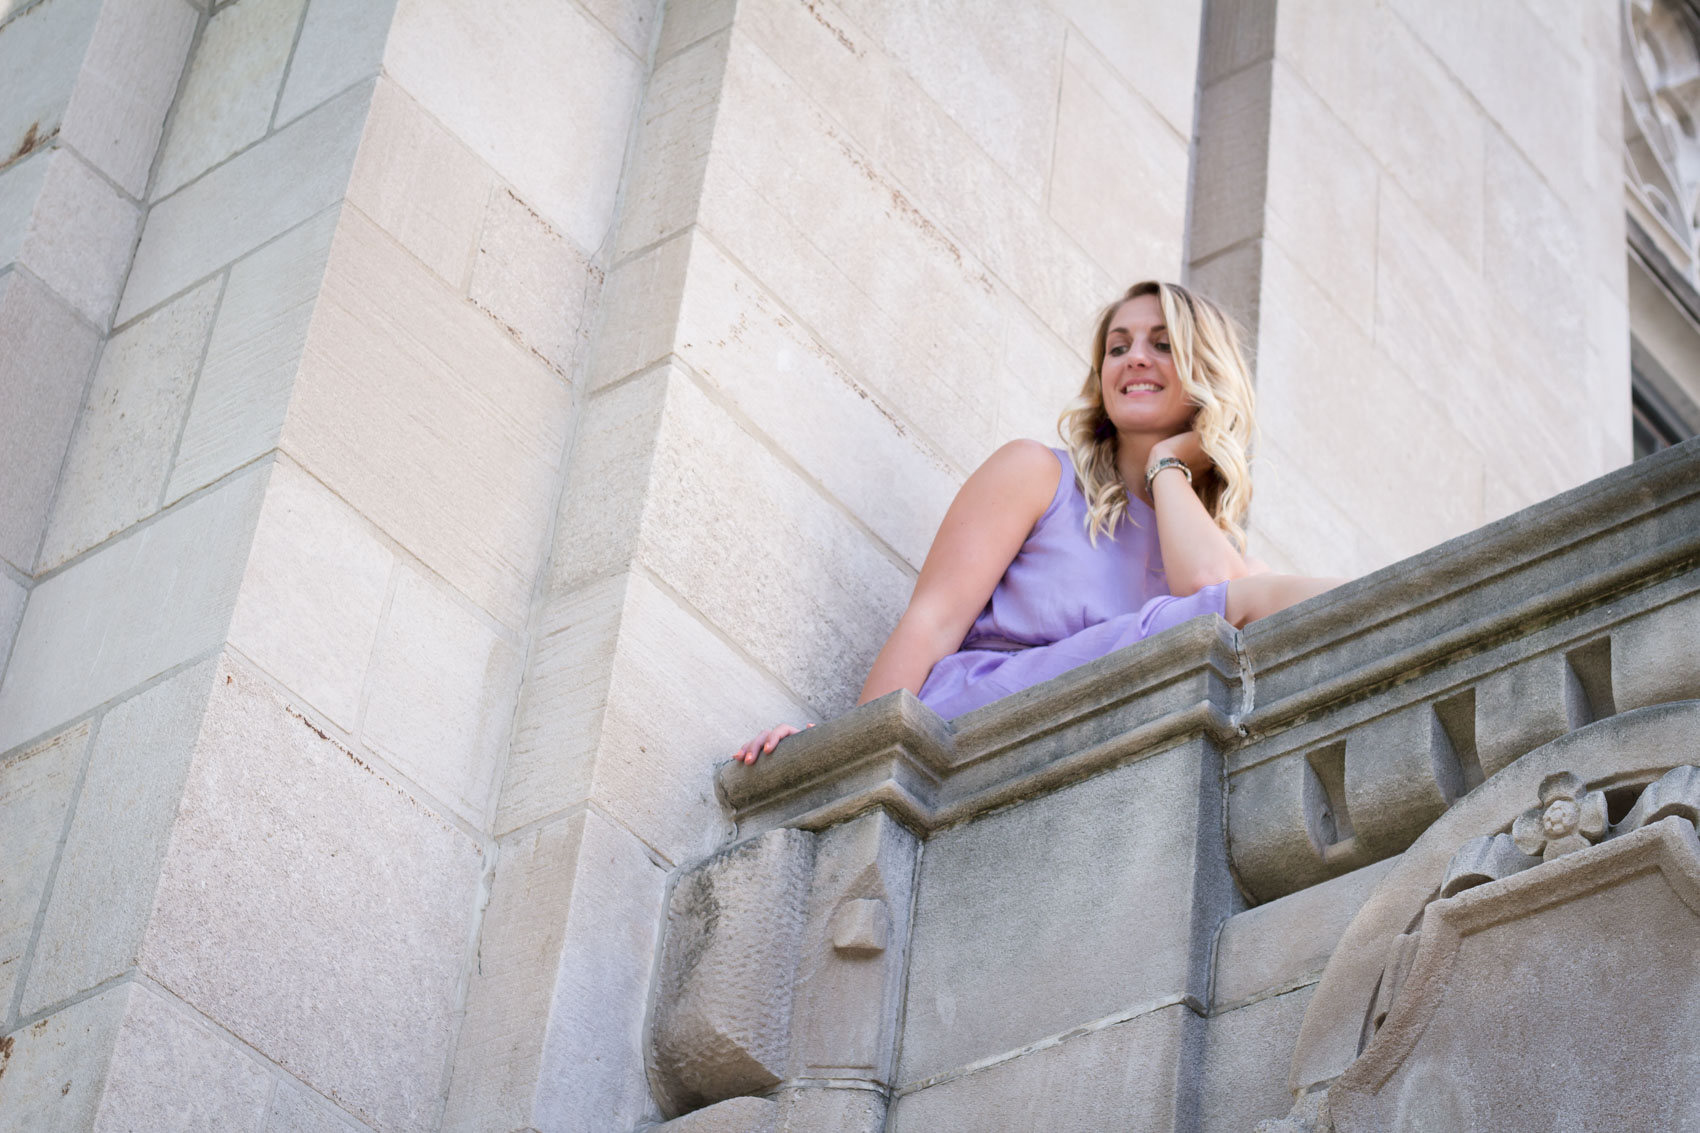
732;723;814;765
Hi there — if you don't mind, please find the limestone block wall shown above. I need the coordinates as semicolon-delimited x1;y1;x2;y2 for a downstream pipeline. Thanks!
452;1;1207;1129
1191;0;1631;579
0;0;648;1129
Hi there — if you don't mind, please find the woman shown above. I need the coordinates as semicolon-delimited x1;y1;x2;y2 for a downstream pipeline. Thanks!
735;281;1341;764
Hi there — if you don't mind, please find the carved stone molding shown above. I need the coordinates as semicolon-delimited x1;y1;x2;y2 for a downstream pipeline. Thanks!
1288;701;1700;1093
1626;0;1700;277
1330;817;1700;1129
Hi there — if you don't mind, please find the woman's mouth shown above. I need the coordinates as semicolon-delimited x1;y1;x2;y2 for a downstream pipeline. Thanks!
1120;381;1163;395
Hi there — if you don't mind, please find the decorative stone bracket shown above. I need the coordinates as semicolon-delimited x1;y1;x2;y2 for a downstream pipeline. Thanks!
647;810;918;1130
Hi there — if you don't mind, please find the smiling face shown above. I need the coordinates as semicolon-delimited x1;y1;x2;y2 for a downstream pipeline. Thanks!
1099;293;1194;439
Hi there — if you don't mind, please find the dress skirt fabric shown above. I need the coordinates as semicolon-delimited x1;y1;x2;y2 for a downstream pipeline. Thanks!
917;581;1229;719
915;445;1231;720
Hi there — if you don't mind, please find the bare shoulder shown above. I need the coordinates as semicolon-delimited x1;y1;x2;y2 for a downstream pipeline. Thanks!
971;439;1063;506
945;435;1060;530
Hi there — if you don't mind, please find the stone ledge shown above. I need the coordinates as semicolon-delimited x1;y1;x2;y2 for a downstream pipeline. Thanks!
719;615;1240;838
1239;435;1700;731
720;440;1700;902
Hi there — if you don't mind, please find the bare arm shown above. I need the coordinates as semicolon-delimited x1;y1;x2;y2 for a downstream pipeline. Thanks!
1146;431;1253;597
734;440;1058;763
858;439;1061;701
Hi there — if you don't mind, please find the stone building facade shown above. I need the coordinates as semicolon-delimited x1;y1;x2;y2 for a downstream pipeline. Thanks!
0;0;1695;1130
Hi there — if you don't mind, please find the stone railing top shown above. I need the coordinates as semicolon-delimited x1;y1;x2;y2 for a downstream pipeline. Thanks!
719;439;1700;842
1237;434;1700;732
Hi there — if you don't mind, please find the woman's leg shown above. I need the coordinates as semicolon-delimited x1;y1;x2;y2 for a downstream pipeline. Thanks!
1224;573;1345;628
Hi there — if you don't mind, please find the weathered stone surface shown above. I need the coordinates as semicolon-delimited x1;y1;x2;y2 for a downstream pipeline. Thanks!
40;278;221;569
1389;0;1584;201
281;206;569;630
888;1003;1191;1133
0;722;88;1010
1344;704;1464;859
469;184;598;376
153;0;308;196
0;980;127;1133
1509;770;1607;860
0;0;100;177
790;811;917;1085
1476;651;1590;779
1213;857;1397;1010
95;982;274;1133
443;809;667;1133
167;205;341;502
698;37;1016;472
1613;592;1700;711
1373;177;1584;513
1227;745;1375;906
139;656;484;1133
440;812;582;1133
502;568;808;857
898;744;1211;1083
265;1081;371;1133
0;269;101;574
774;1087;885;1133
654;1096;778;1133
1439;833;1540;899
550;367;908;715
652;827;816;1116
609;28;726;260
0;572;23;674
275;0;397;126
1255;240;1485;572
836;0;1062;202
1048;32;1187;284
347;77;493;289
383;0;643;252
227;458;393;731
1483;125;1585;374
1049;0;1201;135
118;80;370;323
0;146;139;325
591;229;959;568
22;659;215;1013
1619;765;1700;833
1291;703;1700;1093
1188;58;1272;266
58;0;197;196
1200;986;1315;1133
1265;65;1378;336
362;563;522;827
1279;0;1485;267
0;464;268;754
1331;819;1700;1131
654;0;735;61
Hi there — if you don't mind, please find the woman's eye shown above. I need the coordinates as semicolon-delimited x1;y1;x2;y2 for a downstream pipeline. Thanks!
1155;341;1171;353
1108;344;1127;356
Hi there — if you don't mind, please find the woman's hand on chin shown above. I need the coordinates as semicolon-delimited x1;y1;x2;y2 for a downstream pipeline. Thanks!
1149;430;1211;478
732;722;814;765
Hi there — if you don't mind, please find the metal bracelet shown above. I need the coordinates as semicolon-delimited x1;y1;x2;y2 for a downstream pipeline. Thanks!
1144;456;1193;497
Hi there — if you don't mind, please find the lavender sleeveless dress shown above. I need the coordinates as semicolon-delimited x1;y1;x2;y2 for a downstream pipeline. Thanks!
917;447;1229;719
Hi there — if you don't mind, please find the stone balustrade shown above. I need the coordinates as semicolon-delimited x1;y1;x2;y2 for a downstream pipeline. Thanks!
646;436;1700;1131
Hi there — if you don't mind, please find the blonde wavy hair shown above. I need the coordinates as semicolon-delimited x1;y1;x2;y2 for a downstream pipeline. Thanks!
1059;281;1255;548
